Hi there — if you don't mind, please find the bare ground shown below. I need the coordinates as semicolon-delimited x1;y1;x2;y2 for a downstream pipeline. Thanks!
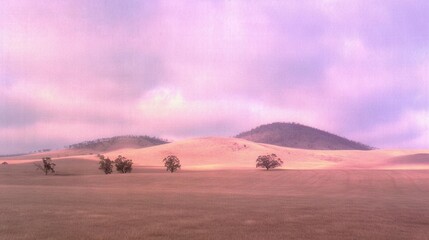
1;162;429;239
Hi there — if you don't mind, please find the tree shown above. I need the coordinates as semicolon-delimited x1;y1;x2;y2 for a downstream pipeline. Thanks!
256;154;283;170
114;155;133;173
1;162;7;165
34;157;56;175
98;154;113;174
163;155;181;173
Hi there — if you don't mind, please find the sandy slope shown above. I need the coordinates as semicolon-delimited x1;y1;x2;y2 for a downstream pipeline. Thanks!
2;137;428;169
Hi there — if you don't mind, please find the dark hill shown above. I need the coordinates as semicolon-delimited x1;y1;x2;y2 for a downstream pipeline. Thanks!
67;135;168;152
236;122;373;150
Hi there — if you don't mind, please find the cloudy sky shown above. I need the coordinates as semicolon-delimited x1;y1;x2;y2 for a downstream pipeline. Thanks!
0;0;428;153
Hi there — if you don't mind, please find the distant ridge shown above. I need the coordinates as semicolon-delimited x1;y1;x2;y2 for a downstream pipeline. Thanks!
236;122;373;150
67;135;168;152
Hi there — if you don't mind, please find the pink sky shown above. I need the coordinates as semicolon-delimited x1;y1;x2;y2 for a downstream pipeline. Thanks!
0;0;428;154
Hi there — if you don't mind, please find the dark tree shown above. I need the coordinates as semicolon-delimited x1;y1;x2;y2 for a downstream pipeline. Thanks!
256;154;283;170
163;155;181;173
114;155;133;173
34;157;56;175
98;154;113;174
1;162;8;165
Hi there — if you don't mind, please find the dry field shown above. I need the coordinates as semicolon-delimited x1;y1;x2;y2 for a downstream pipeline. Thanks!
1;160;429;240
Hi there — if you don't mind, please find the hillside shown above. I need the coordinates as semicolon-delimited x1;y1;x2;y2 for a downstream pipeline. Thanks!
236;122;373;150
102;137;428;170
3;137;429;169
67;135;168;152
104;137;333;169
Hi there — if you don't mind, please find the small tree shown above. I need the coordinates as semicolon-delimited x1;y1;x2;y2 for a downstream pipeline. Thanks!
163;155;181;173
256;154;283;170
1;162;8;165
114;155;133;173
34;157;56;175
98;154;113;174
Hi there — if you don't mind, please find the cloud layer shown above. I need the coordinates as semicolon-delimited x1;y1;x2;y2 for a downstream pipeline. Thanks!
0;0;428;153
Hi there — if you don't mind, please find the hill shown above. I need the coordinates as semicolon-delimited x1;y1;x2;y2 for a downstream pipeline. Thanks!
0;135;168;160
103;137;428;169
67;135;168;152
104;137;333;169
236;122;373;150
0;135;168;161
2;137;429;169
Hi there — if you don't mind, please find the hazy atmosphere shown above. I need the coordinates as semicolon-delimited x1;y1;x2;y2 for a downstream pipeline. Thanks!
1;0;428;154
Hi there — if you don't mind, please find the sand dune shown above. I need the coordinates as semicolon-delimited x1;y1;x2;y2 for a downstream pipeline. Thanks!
3;137;428;169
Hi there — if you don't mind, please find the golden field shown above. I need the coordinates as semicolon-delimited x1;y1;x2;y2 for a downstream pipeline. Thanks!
1;137;429;239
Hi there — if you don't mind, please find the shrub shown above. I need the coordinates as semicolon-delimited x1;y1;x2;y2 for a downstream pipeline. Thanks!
34;157;56;175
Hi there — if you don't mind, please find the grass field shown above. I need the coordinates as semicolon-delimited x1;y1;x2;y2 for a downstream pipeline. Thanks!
1;160;429;239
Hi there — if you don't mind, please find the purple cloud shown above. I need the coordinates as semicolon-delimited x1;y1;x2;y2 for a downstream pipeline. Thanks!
0;0;428;154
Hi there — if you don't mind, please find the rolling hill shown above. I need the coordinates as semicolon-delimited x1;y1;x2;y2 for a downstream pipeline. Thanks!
67;135;168;152
2;137;429;169
102;137;428;169
236;122;373;150
0;135;168;161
